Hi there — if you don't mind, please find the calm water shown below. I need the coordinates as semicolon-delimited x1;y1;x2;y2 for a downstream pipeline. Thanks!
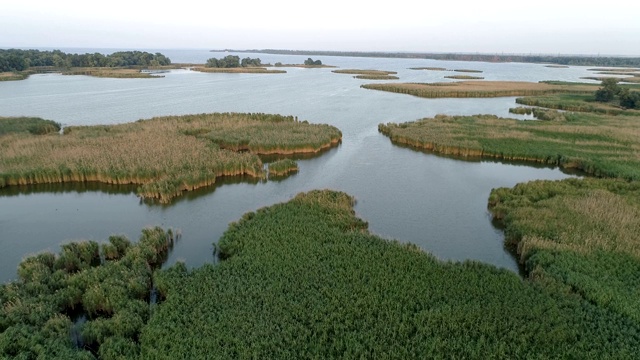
0;50;588;282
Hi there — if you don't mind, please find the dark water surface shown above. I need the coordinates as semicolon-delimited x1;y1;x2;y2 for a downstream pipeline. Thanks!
0;50;586;281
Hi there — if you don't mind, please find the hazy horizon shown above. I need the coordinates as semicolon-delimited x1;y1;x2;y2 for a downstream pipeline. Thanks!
2;1;639;57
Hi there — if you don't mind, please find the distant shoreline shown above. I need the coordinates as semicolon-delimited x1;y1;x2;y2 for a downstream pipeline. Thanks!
211;49;640;67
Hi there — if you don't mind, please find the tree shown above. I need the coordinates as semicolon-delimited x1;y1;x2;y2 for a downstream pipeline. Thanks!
619;88;640;109
594;78;619;102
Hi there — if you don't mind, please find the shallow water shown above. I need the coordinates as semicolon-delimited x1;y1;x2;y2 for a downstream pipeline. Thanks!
0;50;587;281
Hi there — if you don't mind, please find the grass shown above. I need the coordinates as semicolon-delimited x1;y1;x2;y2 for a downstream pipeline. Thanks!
191;67;286;74
378;112;640;180
362;81;598;98
489;178;640;322
515;93;640;116
138;190;640;358
0;227;173;358
332;69;397;76
545;65;570;68
268;159;298;177
453;69;482;73
0;113;341;203
0;72;28;81
353;74;399;80
61;68;160;79
444;75;484;80
0;117;61;136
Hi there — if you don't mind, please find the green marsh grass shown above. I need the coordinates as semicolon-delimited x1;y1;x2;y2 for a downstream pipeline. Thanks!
139;190;640;358
0;227;172;358
516;93;640;116
0;113;341;203
409;67;446;71
489;178;640;322
453;69;483;73
353;74;400;80
444;75;484;80
362;81;598;98
0;117;61;136
268;159;298;177
332;69;397;76
378;112;640;180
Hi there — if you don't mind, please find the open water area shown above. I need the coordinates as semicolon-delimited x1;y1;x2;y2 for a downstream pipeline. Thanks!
0;49;598;282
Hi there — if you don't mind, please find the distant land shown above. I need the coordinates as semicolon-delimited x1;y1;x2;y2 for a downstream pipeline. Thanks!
211;49;640;67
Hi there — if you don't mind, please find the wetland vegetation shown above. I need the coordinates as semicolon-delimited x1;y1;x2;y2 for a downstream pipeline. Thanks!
362;81;597;98
0;114;341;203
332;69;399;80
139;190;640;358
444;75;484;80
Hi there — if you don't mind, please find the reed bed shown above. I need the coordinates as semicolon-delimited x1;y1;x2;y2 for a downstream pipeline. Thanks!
332;69;397;76
140;190;640;358
453;69;483;73
378;112;640;180
444;75;484;80
409;67;446;71
0;117;61;136
489;178;640;322
0;227;172;358
191;66;286;74
0;113;341;203
545;65;570;68
362;81;597;98
0;72;27;81
353;74;400;80
515;94;640;116
267;159;298;177
62;68;160;79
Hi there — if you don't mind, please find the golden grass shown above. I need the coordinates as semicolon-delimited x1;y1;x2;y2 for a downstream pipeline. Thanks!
0;72;28;81
191;67;286;74
61;68;160;79
332;69;397;76
362;81;598;98
0;113;341;203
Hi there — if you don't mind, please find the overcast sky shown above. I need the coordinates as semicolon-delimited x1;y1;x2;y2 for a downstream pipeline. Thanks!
1;1;638;55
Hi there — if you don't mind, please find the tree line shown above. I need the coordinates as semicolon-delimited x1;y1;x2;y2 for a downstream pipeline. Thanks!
0;49;172;72
205;55;262;68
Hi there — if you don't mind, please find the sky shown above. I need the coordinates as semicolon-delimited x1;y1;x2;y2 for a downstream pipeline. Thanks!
1;1;639;55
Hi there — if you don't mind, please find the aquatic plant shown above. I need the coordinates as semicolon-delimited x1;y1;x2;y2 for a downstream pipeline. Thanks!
140;190;640;358
379;112;640;180
268;159;298;177
362;81;597;98
0;113;341;203
0;227;171;358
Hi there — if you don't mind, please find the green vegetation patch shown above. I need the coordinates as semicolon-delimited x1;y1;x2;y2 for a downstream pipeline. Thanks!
489;178;640;322
0;227;173;358
140;190;640;358
409;67;446;71
332;69;397;76
453;69;483;73
268;158;298;177
378;112;640;180
353;74;400;80
516;94;640;115
0;117;61;136
0;113;341;203
192;67;286;74
362;81;597;98
444;75;484;80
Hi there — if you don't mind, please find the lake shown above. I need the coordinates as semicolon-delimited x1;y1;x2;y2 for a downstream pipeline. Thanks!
0;50;593;282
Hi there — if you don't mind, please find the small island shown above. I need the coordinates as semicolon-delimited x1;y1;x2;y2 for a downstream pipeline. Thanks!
273;58;336;68
361;80;599;98
444;75;484;80
332;69;399;80
191;55;286;74
0;113;341;203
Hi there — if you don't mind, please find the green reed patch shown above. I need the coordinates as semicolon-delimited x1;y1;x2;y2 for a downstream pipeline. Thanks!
140;190;640;358
489;178;640;322
379;112;640;180
0;227;173;358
